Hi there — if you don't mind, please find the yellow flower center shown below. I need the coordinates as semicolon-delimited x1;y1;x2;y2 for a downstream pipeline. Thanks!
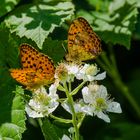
96;98;107;110
86;65;97;75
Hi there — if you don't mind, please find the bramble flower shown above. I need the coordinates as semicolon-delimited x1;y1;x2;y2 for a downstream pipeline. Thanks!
55;62;106;84
25;61;122;123
62;99;85;115
25;85;59;118
65;63;80;76
66;64;79;82
62;83;122;123
23;60;122;140
76;64;106;81
55;62;80;83
81;84;122;122
55;62;68;83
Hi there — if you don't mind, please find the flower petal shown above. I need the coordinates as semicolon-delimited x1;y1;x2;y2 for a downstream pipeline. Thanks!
61;101;72;114
96;111;110;123
25;105;43;118
81;105;94;116
107;102;122;113
94;72;106;80
82;86;93;104
98;85;108;98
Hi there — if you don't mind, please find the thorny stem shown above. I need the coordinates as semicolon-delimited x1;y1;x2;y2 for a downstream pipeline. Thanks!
97;46;140;118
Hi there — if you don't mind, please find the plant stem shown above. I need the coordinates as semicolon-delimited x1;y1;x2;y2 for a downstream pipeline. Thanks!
71;81;86;95
50;114;72;123
68;81;72;92
64;82;79;140
78;114;86;129
38;118;45;138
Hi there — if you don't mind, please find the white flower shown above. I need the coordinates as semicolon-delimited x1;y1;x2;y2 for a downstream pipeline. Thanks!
65;63;80;82
26;103;44;118
66;64;79;75
82;84;122;122
55;62;106;84
25;85;59;118
62;99;92;115
55;62;80;83
76;64;106;81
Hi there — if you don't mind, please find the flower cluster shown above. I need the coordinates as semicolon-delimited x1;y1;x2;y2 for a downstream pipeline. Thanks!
55;62;106;83
25;62;122;123
25;85;59;118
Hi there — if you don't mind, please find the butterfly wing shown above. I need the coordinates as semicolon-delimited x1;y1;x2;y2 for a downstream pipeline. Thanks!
67;17;102;61
35;50;55;84
10;44;55;89
20;44;55;83
20;44;40;70
10;69;36;87
10;68;54;89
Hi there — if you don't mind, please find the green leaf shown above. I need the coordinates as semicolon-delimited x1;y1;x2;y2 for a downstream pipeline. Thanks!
0;26;20;68
77;0;138;49
5;1;74;49
39;118;71;140
42;38;66;64
38;118;59;140
135;0;140;7
0;0;20;17
0;28;26;139
0;85;26;140
87;0;110;12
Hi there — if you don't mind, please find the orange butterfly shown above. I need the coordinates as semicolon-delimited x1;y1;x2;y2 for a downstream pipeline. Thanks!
10;44;55;90
66;17;102;62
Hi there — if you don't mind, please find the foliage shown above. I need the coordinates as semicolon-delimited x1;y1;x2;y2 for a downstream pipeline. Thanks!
0;0;20;17
5;1;74;49
77;0;138;49
0;85;26;140
0;0;140;140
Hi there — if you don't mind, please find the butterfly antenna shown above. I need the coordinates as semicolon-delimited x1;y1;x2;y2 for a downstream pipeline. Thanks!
62;42;67;53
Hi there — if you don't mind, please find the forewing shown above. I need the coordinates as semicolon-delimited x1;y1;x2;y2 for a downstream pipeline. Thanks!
10;68;54;89
36;52;55;82
20;44;55;78
68;17;101;61
10;69;36;87
20;44;40;70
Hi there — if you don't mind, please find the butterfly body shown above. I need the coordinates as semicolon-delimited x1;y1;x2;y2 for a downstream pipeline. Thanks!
10;44;55;90
66;17;102;62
